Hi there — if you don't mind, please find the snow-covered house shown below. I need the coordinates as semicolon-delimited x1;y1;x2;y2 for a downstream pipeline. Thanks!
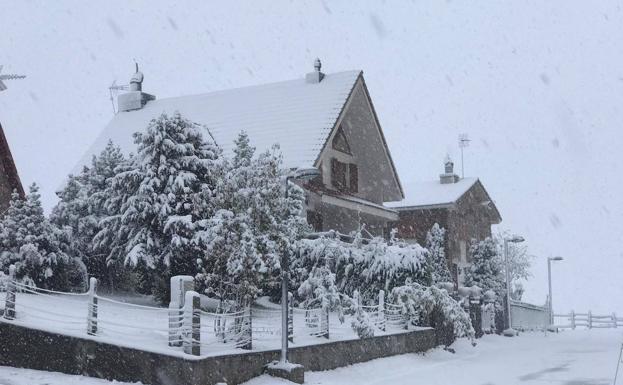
75;61;404;237
0;122;24;211
388;158;501;285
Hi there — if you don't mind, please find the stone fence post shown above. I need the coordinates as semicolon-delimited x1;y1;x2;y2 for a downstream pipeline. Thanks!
3;265;16;320
169;275;194;347
183;290;201;356
86;277;98;335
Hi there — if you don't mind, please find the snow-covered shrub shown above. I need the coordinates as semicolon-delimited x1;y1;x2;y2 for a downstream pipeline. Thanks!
347;291;375;338
52;141;133;290
0;185;86;291
424;224;453;285
463;237;505;302
390;282;475;340
294;229;427;302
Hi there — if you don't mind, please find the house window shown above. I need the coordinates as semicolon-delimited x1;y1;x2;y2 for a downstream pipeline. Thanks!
332;126;351;154
331;158;358;193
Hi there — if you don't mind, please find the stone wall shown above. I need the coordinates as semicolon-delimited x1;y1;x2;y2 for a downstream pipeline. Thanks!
0;322;437;385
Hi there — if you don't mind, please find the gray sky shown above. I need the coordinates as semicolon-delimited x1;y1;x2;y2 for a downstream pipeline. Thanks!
1;0;622;314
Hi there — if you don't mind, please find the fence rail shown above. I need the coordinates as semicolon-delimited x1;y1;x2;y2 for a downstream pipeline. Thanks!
554;310;622;329
2;271;419;357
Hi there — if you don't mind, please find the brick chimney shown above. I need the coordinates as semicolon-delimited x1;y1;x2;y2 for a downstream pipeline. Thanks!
440;155;460;184
306;58;325;84
118;63;156;112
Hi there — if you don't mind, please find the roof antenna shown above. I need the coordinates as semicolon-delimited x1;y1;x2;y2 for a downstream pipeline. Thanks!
458;133;471;179
0;65;26;92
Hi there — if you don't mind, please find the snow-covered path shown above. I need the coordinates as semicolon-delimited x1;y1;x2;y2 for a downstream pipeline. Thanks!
247;329;622;385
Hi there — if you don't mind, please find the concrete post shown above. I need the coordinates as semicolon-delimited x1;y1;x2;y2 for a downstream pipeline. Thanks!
183;291;201;356
86;277;98;335
378;290;385;332
571;310;576;329
288;292;294;343
3;265;16;320
169;275;194;347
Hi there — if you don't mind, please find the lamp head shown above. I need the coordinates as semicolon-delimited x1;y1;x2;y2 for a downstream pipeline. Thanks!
506;235;525;243
549;256;563;261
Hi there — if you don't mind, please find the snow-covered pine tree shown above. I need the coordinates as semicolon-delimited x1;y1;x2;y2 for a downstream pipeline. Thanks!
0;185;86;291
95;112;224;303
424;223;453;285
51;140;128;289
463;237;505;298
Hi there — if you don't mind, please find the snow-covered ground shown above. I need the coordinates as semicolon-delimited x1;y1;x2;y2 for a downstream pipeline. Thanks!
246;329;622;385
0;366;143;385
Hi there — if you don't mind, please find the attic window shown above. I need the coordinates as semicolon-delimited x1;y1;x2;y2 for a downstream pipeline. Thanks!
331;158;358;193
332;126;351;154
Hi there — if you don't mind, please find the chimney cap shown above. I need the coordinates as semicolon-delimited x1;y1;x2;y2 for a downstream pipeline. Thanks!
314;58;322;72
306;58;325;84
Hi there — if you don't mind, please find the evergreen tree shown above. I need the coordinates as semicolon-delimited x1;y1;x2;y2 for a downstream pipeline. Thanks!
95;112;224;302
463;237;505;298
0;185;86;290
51;141;128;288
424;223;453;285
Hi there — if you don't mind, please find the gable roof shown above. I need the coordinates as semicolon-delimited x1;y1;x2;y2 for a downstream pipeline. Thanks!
387;177;502;223
76;70;364;173
0;122;24;197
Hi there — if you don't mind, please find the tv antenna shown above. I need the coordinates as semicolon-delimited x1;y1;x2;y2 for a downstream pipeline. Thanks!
458;133;471;178
108;80;129;114
0;65;26;92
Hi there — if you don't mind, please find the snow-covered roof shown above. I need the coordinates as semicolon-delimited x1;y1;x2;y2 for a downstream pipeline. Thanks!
75;70;362;172
386;177;479;209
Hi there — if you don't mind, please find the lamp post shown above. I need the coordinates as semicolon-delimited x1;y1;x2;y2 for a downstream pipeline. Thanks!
281;166;320;364
503;235;525;337
547;256;563;325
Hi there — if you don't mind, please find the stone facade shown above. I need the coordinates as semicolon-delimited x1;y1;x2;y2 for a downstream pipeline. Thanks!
392;180;501;285
0;122;24;211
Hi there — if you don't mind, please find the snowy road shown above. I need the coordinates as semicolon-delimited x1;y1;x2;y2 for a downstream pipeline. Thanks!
247;329;622;385
0;329;620;384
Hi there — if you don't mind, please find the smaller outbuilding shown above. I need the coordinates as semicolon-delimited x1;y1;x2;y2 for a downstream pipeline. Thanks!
388;157;501;285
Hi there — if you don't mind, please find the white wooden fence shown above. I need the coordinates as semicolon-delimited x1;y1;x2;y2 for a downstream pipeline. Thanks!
554;311;623;329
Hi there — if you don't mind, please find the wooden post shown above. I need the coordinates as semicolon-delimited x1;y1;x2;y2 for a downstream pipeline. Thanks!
320;303;330;339
588;310;593;329
183;291;201;356
571;310;576;329
242;305;252;350
3;265;16;320
287;292;294;343
378;290;386;331
613;313;618;328
86;277;98;335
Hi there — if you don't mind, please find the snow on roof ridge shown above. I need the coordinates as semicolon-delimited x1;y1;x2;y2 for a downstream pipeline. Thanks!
387;177;479;209
72;69;362;176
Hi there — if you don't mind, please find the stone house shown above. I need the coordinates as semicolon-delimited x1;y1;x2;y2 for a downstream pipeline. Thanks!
75;60;403;237
0;122;24;212
388;158;501;285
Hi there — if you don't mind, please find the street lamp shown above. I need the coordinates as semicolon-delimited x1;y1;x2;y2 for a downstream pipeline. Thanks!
503;235;525;337
281;166;320;364
548;256;563;325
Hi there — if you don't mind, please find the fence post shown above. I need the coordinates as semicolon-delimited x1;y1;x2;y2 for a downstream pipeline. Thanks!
588;310;593;329
183;291;201;356
244;305;253;350
288;292;294;343
613;313;618;328
3;265;16;320
321;303;330;339
571;310;576;329
169;276;194;347
378;290;386;332
86;277;98;335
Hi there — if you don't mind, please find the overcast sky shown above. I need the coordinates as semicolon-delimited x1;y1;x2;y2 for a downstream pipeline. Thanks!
1;0;622;314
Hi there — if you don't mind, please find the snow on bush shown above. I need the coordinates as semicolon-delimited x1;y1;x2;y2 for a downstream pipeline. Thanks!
424;224;453;285
294;229;427;302
0;185;86;291
463;237;505;303
390;281;475;339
